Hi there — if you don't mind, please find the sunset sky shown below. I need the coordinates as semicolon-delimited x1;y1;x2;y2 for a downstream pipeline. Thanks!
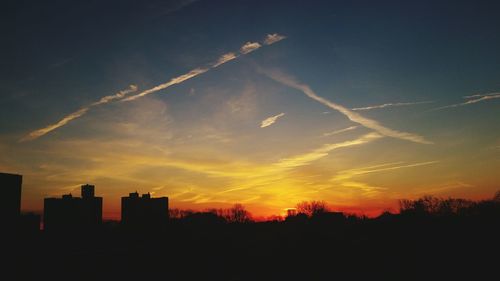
1;0;499;219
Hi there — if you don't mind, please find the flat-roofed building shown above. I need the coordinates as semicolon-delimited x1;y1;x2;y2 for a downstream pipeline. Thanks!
121;192;168;228
44;184;102;232
0;172;22;228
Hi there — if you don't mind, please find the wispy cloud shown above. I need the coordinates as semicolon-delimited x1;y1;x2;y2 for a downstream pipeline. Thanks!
432;92;500;110
123;33;286;102
332;161;439;182
415;181;473;195
260;69;432;144
463;92;500;99
263;33;287;45
21;108;90;142
260;113;285;128
327;161;439;195
122;68;209;102
21;85;138;142
92;85;138;106
323;126;358;137
274;132;383;169
352;101;433;111
212;52;238;67
240;42;262;54
218;132;383;194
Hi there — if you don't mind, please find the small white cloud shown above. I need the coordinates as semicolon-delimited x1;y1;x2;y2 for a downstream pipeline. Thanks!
263;33;287;45
212;52;238;67
260;113;285;128
240;42;262;54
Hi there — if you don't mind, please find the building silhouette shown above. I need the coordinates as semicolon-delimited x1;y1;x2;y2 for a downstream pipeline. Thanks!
0;172;22;228
44;184;102;232
19;212;41;233
121;192;169;228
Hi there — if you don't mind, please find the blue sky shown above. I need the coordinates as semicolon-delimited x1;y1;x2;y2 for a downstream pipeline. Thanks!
1;0;499;218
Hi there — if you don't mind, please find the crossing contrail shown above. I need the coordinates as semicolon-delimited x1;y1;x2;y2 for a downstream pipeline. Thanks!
21;85;138;142
122;33;286;102
22;33;287;141
261;69;432;144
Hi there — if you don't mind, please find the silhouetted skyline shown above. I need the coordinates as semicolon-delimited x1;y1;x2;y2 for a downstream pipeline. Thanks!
3;171;499;232
4;172;500;281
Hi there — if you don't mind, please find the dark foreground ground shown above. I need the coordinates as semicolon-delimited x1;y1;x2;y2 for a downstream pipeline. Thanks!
7;212;499;281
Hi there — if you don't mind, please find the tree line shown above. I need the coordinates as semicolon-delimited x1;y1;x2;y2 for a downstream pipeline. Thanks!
166;191;500;223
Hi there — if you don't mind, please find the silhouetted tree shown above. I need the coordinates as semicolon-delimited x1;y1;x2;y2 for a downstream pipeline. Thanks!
493;190;500;202
183;211;226;225
169;208;182;219
437;198;473;215
169;209;195;220
205;208;226;219
266;215;283;222
226;204;252;223
400;195;441;215
286;208;297;217
399;195;488;217
296;200;329;217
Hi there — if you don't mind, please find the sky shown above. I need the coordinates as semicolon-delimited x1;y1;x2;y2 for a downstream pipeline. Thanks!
1;0;499;219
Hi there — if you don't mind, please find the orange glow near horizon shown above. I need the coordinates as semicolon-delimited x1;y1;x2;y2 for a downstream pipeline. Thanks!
20;188;498;222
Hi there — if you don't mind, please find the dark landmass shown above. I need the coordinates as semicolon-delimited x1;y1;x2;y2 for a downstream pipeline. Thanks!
7;194;500;281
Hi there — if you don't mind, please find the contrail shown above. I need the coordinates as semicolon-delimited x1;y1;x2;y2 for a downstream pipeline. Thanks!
22;33;287;141
323;126;358;137
91;84;138;105
21;108;90;142
261;69;432;144
432;92;500;110
463;92;500;99
332;160;439;181
352;101;433;111
260;113;285;128
121;68;209;102
122;33;286;102
327;160;439;194
20;85;138;142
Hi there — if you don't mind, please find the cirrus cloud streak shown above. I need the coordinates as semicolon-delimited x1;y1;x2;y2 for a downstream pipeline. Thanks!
433;92;500;110
21;85;138;142
352;101;433;111
260;69;432;144
260;113;285;128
